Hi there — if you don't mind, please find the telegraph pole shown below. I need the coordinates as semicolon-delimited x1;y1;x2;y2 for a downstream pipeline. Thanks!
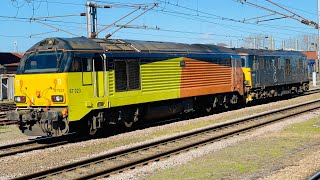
85;1;157;39
86;2;99;38
315;0;320;87
86;2;92;38
316;0;320;73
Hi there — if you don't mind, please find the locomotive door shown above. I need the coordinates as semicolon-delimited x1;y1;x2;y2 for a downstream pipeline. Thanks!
285;59;291;82
81;57;93;85
79;56;105;99
251;56;260;87
93;54;106;98
232;56;243;94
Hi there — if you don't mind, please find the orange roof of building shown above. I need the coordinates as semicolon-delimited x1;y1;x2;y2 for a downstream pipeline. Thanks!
4;62;19;67
302;51;317;60
11;53;23;58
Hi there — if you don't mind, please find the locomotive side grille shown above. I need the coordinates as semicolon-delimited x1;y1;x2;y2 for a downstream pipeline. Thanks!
114;60;141;92
128;60;140;90
141;58;181;92
181;61;232;88
180;57;235;97
115;61;127;91
108;71;115;96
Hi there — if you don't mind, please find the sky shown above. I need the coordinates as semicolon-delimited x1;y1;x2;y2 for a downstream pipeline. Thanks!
0;0;318;52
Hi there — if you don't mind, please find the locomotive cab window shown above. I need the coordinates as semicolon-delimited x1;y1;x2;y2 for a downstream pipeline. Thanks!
69;55;105;72
82;58;93;72
17;51;66;74
93;55;103;71
240;56;246;67
80;58;93;85
70;58;81;72
115;59;140;92
68;56;93;85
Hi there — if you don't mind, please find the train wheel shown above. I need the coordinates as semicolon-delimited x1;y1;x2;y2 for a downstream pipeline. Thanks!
205;106;212;113
124;121;133;128
123;108;139;128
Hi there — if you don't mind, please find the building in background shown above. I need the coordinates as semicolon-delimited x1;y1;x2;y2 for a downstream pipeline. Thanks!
302;51;317;80
0;52;23;101
0;52;22;74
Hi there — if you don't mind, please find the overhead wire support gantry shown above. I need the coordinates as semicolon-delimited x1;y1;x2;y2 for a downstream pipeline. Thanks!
239;0;319;29
85;1;159;39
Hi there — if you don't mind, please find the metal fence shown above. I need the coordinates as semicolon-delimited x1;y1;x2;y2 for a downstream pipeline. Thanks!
0;74;15;101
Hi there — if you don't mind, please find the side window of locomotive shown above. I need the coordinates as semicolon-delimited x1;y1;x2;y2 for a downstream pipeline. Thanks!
93;56;103;71
252;57;258;70
70;58;81;72
260;58;265;69
241;57;246;67
82;58;92;72
115;59;140;92
266;58;271;70
30;61;38;69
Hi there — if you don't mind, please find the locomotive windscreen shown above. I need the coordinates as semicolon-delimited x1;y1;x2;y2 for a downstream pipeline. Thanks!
17;51;70;74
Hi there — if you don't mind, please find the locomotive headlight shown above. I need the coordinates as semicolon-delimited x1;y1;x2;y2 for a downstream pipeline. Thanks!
244;80;249;85
14;96;26;103
51;95;64;103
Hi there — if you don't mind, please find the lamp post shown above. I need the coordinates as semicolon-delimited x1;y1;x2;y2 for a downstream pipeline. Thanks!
316;0;320;82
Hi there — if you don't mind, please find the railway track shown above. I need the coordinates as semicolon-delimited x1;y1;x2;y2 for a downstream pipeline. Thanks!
0;103;17;126
309;171;320;180
0;88;319;158
0;119;17;126
14;99;320;180
0;89;319;127
303;88;320;95
0;136;72;158
0;103;16;112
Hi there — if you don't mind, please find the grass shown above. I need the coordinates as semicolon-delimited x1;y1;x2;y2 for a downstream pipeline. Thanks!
66;98;320;161
147;118;320;180
0;126;8;130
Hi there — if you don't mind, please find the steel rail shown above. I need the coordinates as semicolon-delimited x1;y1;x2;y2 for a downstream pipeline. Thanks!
304;88;320;95
308;171;320;180
0;136;71;158
14;99;320;180
0;119;18;126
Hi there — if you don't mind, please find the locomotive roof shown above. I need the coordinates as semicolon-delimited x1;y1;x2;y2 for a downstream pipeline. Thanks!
233;48;305;56
26;37;238;55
